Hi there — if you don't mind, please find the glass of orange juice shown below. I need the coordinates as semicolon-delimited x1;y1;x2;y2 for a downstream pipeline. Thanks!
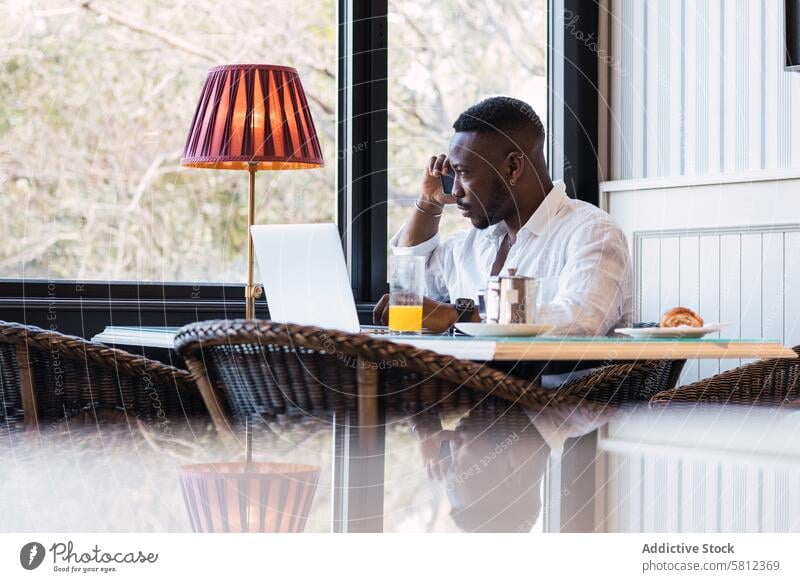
389;255;425;334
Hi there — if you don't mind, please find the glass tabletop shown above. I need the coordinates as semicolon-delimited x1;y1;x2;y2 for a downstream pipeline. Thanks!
412;334;782;343
5;399;800;533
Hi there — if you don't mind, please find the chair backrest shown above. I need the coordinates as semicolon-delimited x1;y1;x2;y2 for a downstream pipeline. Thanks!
0;321;205;429
558;359;684;404
650;346;800;405
174;319;591;425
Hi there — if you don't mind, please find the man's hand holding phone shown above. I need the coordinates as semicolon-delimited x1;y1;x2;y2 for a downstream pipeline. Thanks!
419;154;458;212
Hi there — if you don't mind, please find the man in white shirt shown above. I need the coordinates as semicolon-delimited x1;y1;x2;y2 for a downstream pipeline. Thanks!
373;96;633;336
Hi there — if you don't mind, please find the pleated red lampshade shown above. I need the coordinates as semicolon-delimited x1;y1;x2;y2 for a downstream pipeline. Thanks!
181;64;324;170
179;463;321;533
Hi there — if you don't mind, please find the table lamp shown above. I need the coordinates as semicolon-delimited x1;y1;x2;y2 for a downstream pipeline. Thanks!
181;64;324;318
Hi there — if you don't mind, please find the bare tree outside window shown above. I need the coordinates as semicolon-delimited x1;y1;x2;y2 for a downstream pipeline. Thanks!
0;0;546;285
0;0;337;283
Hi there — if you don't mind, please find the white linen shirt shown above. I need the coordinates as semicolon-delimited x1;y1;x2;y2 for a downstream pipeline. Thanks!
390;180;633;336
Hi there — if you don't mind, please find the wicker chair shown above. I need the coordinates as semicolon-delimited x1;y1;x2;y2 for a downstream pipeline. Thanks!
173;319;595;434
0;320;207;431
557;359;685;404
650;346;800;406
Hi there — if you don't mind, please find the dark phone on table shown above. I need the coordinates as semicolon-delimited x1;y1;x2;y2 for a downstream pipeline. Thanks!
440;171;455;195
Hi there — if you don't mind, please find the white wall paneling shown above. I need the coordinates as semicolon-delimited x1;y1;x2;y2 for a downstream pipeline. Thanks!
596;410;800;532
635;224;799;382
603;0;800;181
604;172;800;383
596;1;800;534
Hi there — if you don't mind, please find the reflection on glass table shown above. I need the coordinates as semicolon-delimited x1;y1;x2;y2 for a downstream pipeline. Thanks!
5;401;800;533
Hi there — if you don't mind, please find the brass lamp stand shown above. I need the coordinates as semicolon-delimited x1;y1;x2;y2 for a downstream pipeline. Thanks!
245;164;263;320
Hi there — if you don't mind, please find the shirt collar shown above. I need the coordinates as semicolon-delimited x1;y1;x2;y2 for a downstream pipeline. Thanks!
520;180;568;238
484;180;568;240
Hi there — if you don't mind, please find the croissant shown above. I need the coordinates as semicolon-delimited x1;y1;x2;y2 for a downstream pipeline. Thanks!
660;307;704;328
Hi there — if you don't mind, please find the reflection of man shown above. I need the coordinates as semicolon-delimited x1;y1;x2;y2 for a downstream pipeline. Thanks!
411;402;610;532
374;96;632;335
412;405;550;532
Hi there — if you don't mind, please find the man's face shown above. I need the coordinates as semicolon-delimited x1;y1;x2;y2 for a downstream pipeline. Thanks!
447;132;516;229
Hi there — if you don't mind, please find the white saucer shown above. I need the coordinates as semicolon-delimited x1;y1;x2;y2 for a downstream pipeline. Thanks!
454;323;553;337
614;324;725;339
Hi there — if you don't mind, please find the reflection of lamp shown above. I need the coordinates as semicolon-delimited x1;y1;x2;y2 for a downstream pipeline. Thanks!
179;423;321;533
182;64;324;318
179;462;320;533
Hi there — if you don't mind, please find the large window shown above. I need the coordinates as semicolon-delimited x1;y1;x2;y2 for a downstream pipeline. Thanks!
1;0;336;283
387;0;548;245
1;0;582;326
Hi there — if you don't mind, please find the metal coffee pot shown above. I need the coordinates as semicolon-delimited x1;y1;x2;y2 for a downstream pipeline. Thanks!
482;268;539;325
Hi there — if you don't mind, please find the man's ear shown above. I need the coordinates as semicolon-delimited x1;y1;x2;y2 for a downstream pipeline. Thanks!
506;152;525;187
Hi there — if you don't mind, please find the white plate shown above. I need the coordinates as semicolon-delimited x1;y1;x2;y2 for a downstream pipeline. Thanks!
454;323;553;337
614;324;725;339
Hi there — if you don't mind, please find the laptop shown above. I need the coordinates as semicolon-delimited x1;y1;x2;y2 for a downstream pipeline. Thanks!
250;223;365;334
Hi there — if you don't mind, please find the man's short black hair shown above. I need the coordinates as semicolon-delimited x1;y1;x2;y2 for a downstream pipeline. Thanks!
453;96;545;144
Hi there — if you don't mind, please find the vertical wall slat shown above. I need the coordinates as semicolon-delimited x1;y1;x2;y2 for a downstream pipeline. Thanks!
778;14;792;168
719;234;741;372
747;0;762;171
733;0;760;171
721;1;737;173
641;456;658;532
679;236;700;383
791;66;800;169
745;466;761;532
620;0;632;179
639;237;661;321
665;458;681;531
683;0;699;175
698;235;721;378
644;0;659;177
785;233;800;348
632;0;647;179
669;0;683;176
706;0;723;174
764;0;780;170
631;455;644;532
659;237;680;316
656;0;671;177
692;462;710;532
740;233;763;365
789;472;800;532
762;232;784;343
761;469;776;533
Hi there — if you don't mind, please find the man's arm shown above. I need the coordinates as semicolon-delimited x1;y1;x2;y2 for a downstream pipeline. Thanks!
373;154;479;332
372;294;480;332
397;154;458;247
537;219;632;336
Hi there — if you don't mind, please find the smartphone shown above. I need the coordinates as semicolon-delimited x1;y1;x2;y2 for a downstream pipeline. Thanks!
440;171;455;195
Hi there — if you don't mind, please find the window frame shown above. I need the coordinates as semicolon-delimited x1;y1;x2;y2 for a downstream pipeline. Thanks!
0;0;598;337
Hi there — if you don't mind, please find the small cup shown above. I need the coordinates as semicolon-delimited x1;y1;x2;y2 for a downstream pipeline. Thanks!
389;255;426;334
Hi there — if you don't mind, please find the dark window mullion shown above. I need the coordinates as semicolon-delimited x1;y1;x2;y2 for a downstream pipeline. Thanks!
343;0;388;304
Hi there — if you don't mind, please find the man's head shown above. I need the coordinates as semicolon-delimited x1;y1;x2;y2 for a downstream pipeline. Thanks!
449;96;549;229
